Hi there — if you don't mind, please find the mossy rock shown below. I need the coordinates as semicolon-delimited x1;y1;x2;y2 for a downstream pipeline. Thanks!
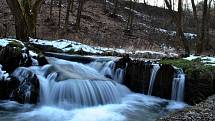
160;58;215;79
28;44;63;54
7;40;24;48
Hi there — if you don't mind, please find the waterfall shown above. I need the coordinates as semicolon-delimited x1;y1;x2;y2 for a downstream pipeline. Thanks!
148;64;160;95
88;60;125;83
171;68;185;101
30;57;130;108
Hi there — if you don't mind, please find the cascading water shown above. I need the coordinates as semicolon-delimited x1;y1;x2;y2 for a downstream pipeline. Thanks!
148;64;160;95
171;68;185;102
0;57;187;121
88;60;125;83
30;57;130;108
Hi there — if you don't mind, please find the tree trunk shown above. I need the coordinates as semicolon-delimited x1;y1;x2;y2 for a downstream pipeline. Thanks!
58;0;62;28
64;0;73;31
113;0;118;16
165;0;190;56
50;0;53;19
196;0;208;54
177;0;190;56
191;0;200;35
75;0;84;30
6;0;28;41
205;0;213;50
126;0;134;31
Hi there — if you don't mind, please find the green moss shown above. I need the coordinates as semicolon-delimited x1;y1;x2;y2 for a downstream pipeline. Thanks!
160;58;215;80
8;41;24;48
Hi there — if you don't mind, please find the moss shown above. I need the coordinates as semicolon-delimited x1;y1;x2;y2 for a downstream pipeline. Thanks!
7;41;24;48
160;58;215;80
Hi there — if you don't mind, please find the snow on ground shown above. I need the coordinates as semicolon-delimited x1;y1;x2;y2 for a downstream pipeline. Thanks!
184;55;215;66
0;39;10;47
0;38;178;58
30;38;126;54
157;28;197;39
0;38;24;47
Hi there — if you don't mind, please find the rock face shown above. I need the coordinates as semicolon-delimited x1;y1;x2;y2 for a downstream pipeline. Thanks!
122;61;175;99
0;67;40;104
184;71;215;105
152;65;175;99
123;61;152;93
0;46;23;73
10;67;40;104
0;46;33;73
0;77;19;100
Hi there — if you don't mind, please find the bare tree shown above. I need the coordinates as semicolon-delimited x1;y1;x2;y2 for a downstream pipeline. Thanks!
126;0;135;31
165;0;190;56
194;0;208;54
6;0;44;41
113;0;118;16
50;0;53;19
58;0;62;28
64;0;74;31
75;0;85;30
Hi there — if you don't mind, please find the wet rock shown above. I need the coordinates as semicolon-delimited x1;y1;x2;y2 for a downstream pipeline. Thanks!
184;70;215;105
115;54;132;69
0;46;23;73
37;56;49;66
0;46;33;73
10;67;40;104
152;65;175;99
0;78;19;100
123;61;152;93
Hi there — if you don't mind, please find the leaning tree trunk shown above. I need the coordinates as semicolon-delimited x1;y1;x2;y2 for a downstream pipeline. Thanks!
6;0;28;41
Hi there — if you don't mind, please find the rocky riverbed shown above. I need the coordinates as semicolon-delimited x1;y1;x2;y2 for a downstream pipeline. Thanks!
158;95;215;121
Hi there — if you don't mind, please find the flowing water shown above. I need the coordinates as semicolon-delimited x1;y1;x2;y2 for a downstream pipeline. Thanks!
171;68;185;101
0;57;186;121
148;64;160;95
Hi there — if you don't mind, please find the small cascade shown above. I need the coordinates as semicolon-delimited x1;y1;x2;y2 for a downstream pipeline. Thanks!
171;68;185;101
30;58;130;108
88;60;125;83
148;64;160;95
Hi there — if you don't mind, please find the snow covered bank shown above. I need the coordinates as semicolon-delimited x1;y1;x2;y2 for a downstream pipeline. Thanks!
0;38;178;59
184;55;215;66
157;28;197;39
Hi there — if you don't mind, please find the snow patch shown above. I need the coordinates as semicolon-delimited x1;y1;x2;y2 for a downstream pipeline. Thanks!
184;55;215;66
0;39;10;47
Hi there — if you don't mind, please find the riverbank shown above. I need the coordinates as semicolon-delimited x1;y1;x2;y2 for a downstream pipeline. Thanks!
158;95;215;121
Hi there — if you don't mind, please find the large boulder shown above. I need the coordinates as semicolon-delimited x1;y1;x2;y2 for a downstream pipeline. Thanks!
184;69;215;105
0;65;19;100
10;67;40;104
0;46;23;73
0;46;33;73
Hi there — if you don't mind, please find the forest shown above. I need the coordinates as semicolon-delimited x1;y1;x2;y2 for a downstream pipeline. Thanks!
0;0;215;121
